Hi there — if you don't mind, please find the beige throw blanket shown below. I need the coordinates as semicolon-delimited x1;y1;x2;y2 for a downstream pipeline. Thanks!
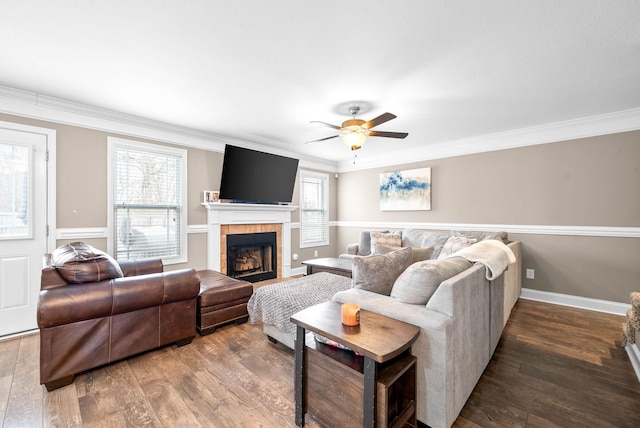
446;239;516;280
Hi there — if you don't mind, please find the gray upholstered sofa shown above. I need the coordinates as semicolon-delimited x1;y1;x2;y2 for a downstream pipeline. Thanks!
340;228;522;324
334;229;522;428
250;228;522;428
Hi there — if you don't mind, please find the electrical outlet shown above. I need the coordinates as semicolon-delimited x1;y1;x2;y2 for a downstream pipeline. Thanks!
526;269;535;280
313;250;318;257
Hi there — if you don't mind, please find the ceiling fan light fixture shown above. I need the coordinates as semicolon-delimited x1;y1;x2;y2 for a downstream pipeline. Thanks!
342;128;367;150
307;106;407;150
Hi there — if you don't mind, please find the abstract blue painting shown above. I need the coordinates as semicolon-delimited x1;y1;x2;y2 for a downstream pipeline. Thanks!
380;167;431;211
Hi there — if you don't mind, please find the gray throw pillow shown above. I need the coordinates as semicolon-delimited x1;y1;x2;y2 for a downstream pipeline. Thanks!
352;246;413;296
358;229;389;256
370;231;402;248
391;257;473;304
374;244;434;264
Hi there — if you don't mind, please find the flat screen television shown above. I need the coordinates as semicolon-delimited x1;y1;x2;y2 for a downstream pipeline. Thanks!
218;145;299;204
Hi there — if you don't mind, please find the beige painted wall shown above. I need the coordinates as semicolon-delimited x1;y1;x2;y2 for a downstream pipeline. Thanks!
0;112;337;274
336;131;640;303
3;110;636;302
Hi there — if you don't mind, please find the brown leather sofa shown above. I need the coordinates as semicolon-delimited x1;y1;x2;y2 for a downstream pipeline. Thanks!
37;242;201;391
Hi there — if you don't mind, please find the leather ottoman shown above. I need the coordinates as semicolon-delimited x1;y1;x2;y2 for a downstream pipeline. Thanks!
197;270;254;336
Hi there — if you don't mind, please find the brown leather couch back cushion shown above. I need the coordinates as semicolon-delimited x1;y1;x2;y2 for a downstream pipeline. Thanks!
51;242;124;284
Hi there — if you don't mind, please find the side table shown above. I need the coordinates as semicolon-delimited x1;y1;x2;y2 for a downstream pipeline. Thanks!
290;301;420;427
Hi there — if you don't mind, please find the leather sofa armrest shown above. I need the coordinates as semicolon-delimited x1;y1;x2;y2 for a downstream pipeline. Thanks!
38;281;114;328
161;269;201;304
118;258;163;277
112;269;200;314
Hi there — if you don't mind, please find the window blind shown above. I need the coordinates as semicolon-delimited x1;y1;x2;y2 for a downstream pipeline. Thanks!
300;171;329;247
113;144;183;261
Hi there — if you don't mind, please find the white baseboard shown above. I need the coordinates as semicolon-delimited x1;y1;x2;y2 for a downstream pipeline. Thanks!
0;328;38;342
625;344;640;383
520;288;631;316
288;266;307;277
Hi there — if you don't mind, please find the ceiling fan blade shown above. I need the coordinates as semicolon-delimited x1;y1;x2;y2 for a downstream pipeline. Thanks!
305;135;340;144
368;130;408;139
362;112;397;129
310;120;341;130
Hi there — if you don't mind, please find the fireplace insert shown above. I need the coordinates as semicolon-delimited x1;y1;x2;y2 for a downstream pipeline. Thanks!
226;232;277;282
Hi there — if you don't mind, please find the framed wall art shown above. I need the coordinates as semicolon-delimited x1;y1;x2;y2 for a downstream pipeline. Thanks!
380;167;431;211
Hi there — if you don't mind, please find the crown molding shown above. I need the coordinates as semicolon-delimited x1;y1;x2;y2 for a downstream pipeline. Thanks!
0;85;338;172
337;107;640;171
2;85;638;174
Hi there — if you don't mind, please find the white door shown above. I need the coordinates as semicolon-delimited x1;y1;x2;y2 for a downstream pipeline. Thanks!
0;125;51;337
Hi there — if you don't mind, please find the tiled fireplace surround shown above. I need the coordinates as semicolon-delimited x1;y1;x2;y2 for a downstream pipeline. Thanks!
203;203;297;278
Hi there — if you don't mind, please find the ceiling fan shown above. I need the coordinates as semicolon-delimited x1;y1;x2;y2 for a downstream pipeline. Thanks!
307;106;408;150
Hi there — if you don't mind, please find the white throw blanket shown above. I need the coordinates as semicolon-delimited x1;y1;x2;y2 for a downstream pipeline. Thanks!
446;239;516;280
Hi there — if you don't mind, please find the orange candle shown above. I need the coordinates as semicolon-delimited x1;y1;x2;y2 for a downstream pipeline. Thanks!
341;303;360;326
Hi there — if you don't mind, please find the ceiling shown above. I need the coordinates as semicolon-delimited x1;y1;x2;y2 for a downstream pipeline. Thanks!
1;1;640;170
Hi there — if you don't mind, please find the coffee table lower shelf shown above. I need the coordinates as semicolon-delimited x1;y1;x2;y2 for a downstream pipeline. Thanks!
305;338;417;428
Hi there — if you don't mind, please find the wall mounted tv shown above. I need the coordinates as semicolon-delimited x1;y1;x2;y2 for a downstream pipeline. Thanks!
218;145;299;204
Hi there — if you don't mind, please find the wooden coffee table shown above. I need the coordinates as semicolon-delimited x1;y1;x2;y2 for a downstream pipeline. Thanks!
302;257;353;278
290;301;420;427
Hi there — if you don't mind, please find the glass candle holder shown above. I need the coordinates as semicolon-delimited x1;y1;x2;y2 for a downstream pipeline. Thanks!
341;303;360;326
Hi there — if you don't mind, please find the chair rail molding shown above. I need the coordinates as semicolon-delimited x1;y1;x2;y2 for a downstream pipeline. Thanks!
335;221;640;239
57;225;208;241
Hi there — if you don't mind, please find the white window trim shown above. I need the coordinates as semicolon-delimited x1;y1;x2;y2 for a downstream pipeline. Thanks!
107;136;188;264
299;169;329;248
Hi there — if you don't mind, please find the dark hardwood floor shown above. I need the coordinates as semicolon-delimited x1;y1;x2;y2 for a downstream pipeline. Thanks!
1;298;638;427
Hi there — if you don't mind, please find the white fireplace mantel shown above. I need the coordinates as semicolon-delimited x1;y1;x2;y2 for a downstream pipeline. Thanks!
202;203;298;277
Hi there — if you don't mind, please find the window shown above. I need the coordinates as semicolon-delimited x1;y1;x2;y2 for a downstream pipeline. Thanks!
299;170;329;248
108;137;187;264
0;143;30;239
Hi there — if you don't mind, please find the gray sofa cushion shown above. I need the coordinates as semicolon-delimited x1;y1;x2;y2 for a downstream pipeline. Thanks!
374;244;434;264
402;228;450;259
391;256;473;304
352;246;413;295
